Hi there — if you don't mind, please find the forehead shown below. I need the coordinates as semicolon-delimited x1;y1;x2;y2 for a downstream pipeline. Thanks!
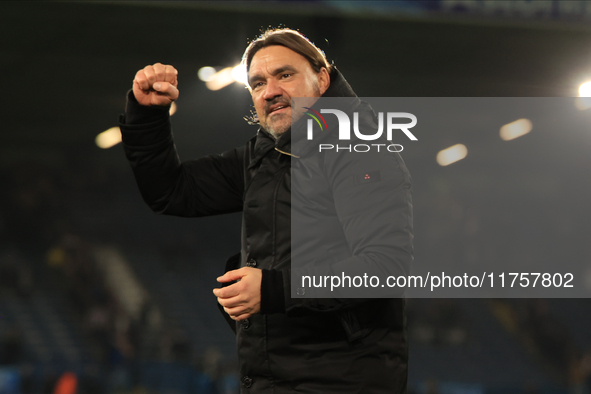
249;45;311;74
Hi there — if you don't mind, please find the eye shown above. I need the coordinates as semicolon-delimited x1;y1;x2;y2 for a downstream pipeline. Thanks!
281;73;291;79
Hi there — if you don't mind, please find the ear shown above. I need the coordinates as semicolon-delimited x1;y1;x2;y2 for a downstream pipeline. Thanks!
317;67;330;96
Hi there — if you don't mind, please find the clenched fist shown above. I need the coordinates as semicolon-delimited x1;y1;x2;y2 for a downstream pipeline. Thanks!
133;63;179;107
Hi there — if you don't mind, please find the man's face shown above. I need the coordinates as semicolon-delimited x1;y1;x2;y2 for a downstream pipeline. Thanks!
248;45;330;138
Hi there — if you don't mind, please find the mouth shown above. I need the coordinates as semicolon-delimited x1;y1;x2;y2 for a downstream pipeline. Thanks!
267;103;290;115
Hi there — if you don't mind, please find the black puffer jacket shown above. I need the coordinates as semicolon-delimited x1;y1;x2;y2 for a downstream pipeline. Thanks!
120;68;413;393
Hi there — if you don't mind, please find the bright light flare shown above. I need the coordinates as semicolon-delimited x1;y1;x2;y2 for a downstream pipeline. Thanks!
205;67;234;91
198;67;216;82
575;82;591;110
201;64;247;90
232;64;247;84
96;127;122;149
499;118;532;141
436;144;468;166
579;81;591;97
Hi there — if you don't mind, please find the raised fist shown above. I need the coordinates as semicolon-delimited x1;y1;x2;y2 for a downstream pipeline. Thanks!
133;63;179;107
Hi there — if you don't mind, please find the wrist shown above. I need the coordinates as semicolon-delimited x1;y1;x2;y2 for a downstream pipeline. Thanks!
123;90;170;125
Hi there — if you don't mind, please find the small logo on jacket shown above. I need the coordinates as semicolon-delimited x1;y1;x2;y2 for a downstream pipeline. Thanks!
354;171;381;185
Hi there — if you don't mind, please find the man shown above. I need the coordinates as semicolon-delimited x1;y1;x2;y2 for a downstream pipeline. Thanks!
120;28;413;393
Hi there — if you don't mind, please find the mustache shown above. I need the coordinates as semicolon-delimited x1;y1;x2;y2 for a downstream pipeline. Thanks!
265;97;290;114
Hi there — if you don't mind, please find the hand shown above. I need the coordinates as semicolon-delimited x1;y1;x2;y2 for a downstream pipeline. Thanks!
133;63;179;106
213;267;262;321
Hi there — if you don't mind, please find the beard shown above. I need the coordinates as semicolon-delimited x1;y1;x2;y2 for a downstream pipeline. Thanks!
263;111;291;139
259;82;321;139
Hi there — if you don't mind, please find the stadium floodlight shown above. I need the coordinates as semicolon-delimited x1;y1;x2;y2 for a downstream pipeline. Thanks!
579;81;591;97
96;127;122;149
436;144;468;166
499;118;532;141
232;64;247;84
575;81;591;110
198;66;216;82
200;64;247;90
205;67;234;91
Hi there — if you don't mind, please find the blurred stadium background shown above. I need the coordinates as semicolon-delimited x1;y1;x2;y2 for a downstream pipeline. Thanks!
1;1;591;393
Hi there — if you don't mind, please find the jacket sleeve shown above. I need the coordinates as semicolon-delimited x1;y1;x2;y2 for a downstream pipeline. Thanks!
119;91;245;217
282;147;414;314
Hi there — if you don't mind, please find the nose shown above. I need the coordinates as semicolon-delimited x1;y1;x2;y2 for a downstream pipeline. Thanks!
262;78;282;101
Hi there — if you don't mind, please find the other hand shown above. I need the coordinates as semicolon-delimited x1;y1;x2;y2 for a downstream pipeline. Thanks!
213;267;262;321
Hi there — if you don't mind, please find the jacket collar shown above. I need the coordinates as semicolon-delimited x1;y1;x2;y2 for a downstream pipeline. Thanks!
249;67;359;167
